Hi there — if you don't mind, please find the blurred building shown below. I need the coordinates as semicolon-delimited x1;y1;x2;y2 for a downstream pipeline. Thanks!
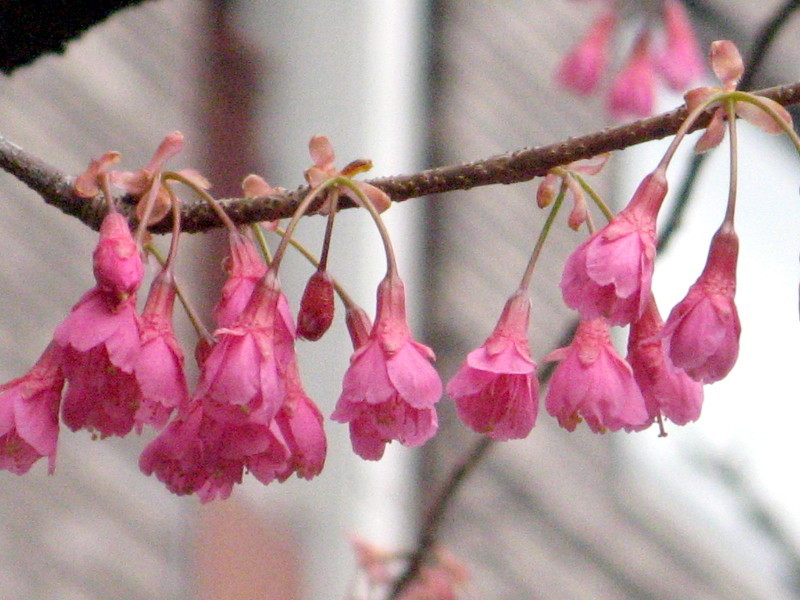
0;1;799;599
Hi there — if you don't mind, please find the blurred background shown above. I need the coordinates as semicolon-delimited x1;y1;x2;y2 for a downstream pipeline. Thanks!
0;1;799;599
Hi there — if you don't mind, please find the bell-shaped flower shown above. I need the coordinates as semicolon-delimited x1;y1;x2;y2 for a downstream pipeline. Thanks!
662;225;740;383
0;343;64;474
212;230;267;328
274;360;326;480
561;168;667;326
627;295;704;426
54;289;142;437
557;10;616;94
134;272;189;431
332;274;442;460
545;317;649;433
608;30;655;118
447;290;538;441
656;0;703;91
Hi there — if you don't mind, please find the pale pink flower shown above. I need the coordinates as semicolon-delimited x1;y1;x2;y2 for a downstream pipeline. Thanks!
561;169;667;326
557;10;616;94
609;31;655;118
447;290;538;440
134;272;189;431
93;212;143;300
332;274;442;460
0;343;64;474
304;135;392;214
627;295;703;425
55;289;141;437
663;225;740;383
545;318;648;433
657;0;703;90
212;230;267;328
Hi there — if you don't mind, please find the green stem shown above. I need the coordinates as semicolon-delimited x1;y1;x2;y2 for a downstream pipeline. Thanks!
519;180;566;290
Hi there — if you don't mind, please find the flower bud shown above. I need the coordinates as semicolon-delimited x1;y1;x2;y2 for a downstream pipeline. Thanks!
297;269;335;341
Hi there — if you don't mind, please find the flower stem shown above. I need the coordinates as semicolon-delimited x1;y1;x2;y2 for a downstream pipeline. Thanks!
519;180;566;291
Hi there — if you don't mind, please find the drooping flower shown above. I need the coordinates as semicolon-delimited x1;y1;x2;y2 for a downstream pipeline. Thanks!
212;230;268;329
134;271;189;431
662;224;740;383
558;0;704;117
332;274;442;460
627;295;703;426
447;290;538;441
55;288;142;437
0;342;64;474
297;268;335;341
545;317;648;433
557;10;616;95
608;30;655;118
561;168;668;326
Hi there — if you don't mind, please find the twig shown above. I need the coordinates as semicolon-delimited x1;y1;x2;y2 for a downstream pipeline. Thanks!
3;83;800;233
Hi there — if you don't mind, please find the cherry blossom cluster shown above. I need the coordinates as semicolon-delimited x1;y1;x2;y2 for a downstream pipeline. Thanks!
0;41;797;503
558;0;703;117
449;41;797;439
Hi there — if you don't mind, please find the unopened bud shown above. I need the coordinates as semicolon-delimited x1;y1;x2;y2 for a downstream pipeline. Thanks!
297;269;335;341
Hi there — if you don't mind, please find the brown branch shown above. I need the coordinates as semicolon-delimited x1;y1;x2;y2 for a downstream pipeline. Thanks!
3;82;800;234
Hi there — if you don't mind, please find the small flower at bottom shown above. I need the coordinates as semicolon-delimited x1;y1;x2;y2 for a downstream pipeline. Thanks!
662;225;741;383
545;317;648;433
0;342;64;474
332;274;442;460
627;295;704;426
447;290;538;441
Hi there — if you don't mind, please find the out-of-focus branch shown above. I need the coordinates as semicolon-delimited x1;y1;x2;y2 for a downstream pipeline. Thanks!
3;82;800;233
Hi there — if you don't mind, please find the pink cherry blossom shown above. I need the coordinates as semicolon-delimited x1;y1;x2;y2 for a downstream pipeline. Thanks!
561;169;667;326
627;295;703;426
212;230;267;328
134;272;189;431
545;317;648;433
657;0;703;90
557;10;616;94
332;274;442;460
297;268;335;341
608;30;655;118
447;290;538;440
663;225;740;383
273;361;326;480
92;212;143;300
54;288;142;437
0;343;64;474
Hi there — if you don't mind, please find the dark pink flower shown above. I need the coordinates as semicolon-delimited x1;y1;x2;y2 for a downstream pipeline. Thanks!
663;225;740;383
545;318;648;433
54;289;142;437
274;361;326;480
627;295;704;426
447;291;538;440
561;169;667;326
557;10;616;94
608;30;655;118
197;270;288;424
0;343;64;474
297;268;335;341
212;231;267;329
332;274;442;460
134;272;189;431
93;212;143;301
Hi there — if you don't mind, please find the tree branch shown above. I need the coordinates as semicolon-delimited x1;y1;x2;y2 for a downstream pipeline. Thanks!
2;82;800;234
